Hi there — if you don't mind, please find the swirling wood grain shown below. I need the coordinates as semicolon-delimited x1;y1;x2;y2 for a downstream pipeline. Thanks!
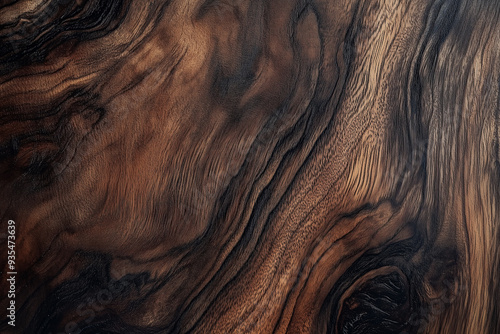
0;0;499;333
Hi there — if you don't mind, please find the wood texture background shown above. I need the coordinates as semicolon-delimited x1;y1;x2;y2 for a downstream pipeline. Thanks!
0;0;499;333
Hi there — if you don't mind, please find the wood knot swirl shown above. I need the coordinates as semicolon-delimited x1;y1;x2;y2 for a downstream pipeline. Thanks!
336;268;412;334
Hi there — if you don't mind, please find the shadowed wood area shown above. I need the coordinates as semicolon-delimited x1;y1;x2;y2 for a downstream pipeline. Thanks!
0;0;499;333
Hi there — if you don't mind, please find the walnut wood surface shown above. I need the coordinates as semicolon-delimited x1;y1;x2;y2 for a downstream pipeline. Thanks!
0;0;499;333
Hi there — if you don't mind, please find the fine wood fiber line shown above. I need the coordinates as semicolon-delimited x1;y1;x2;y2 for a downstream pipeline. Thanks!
0;0;499;333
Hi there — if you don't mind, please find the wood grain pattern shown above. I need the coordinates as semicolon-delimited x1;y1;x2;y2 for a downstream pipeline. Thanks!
0;0;499;333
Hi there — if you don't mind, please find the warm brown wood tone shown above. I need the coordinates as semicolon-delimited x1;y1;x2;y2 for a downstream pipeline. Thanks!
0;0;499;333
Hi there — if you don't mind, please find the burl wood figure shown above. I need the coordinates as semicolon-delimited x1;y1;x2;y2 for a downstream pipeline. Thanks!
0;0;499;333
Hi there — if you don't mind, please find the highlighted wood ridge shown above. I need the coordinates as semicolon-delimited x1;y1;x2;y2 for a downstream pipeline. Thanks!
0;0;499;333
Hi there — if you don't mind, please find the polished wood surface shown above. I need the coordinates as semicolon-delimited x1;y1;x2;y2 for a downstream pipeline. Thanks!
0;0;499;333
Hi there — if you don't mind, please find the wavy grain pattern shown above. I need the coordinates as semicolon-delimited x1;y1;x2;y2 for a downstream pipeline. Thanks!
0;0;499;333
